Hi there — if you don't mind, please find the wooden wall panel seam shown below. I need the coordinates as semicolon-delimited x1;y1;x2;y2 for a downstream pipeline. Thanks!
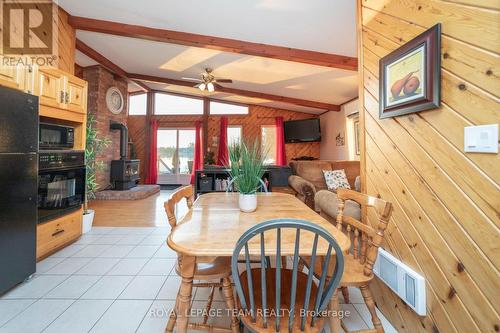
364;90;500;269
365;170;466;333
362;0;500;53
364;108;500;311
360;10;500;97
366;144;498;331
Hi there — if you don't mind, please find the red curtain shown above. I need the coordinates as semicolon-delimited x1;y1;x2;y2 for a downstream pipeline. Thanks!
145;119;159;184
275;116;287;166
190;121;203;184
217;116;229;166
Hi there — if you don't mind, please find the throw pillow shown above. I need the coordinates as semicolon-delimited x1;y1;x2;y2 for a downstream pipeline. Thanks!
323;169;351;191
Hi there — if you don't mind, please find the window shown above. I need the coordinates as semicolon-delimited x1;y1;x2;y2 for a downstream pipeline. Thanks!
154;92;203;115
261;126;277;165
210;101;248;115
227;126;242;146
128;93;147;115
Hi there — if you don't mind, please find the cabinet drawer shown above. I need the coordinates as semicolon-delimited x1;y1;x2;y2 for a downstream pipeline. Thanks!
37;209;82;259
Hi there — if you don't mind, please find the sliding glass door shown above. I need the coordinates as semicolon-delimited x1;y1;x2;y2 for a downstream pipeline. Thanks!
157;128;195;185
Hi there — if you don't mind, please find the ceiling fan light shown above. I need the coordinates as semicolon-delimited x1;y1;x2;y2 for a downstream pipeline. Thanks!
198;83;206;91
207;82;215;92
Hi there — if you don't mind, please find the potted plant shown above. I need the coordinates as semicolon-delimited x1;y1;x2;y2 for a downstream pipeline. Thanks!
83;116;110;233
227;141;266;213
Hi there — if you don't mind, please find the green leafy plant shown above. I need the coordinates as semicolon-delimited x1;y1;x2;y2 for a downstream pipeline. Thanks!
84;115;110;214
227;140;266;194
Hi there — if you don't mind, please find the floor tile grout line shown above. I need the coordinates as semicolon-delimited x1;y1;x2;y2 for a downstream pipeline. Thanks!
0;298;37;329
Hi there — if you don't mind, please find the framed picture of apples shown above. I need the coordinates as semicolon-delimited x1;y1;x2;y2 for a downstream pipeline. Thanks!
379;24;441;119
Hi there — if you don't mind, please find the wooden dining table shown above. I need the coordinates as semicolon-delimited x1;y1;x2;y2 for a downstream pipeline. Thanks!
167;192;351;333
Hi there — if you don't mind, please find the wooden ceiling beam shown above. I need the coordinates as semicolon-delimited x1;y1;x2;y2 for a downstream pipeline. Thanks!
69;16;358;71
128;73;340;111
75;38;149;92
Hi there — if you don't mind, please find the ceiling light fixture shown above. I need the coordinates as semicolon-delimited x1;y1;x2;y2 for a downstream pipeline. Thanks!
198;83;206;91
207;82;215;92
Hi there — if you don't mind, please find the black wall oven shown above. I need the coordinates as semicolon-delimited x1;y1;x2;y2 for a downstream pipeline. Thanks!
38;151;85;223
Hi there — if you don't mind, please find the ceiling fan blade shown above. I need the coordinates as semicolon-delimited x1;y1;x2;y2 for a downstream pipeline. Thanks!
215;79;233;83
181;77;203;82
212;82;224;90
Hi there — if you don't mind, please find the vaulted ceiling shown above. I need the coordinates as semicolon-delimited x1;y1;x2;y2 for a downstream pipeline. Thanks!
60;0;359;114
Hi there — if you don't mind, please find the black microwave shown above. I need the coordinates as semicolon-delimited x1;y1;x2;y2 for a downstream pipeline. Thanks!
39;123;75;150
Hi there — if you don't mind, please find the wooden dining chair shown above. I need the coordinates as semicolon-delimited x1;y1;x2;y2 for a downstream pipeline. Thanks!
311;189;392;333
164;185;234;333
231;218;345;333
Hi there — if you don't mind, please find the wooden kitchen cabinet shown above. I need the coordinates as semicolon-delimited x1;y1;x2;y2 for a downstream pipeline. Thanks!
36;208;83;260
0;65;36;93
65;75;87;114
36;67;66;109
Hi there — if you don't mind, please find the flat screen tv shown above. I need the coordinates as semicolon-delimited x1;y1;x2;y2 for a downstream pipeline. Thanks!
284;118;321;143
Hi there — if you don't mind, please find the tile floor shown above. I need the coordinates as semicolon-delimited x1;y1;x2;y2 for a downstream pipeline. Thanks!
0;226;397;333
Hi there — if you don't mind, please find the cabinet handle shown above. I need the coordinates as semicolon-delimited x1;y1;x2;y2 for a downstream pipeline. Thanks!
65;92;69;104
52;229;65;237
60;91;65;103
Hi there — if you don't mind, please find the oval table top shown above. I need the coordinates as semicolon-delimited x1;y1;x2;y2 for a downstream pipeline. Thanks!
167;192;351;257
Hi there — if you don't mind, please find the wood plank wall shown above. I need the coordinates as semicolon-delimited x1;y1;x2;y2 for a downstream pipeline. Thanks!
57;7;75;74
127;105;320;182
357;1;500;332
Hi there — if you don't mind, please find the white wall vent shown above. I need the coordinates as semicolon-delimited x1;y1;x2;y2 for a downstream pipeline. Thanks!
373;248;426;316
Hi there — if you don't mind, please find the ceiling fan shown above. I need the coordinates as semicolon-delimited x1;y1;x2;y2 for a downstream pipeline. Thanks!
181;68;233;92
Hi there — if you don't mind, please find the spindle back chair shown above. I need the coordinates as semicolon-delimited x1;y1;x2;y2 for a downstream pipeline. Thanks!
231;219;345;333
164;186;233;333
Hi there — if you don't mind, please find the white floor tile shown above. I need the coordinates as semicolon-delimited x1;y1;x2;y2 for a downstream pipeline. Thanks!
0;300;36;326
106;258;148;275
0;299;73;333
35;257;65;274
1;275;68;299
115;235;147;245
85;227;116;235
191;300;231;327
43;275;100;299
74;234;104;245
139;259;176;276
81;276;135;300
44;258;92;275
48;244;87;258
110;227;152;235
71;245;112;258
193;285;224;302
127;245;160;258
156;276;181;300
90;235;124;245
89;300;152;333
341;303;369;331
140;235;166;246
346;286;364;303
43;299;113;333
353;304;398;333
118;276;166;300
75;258;121;275
136;300;175;333
98;245;135;258
153;244;177;258
150;227;170;236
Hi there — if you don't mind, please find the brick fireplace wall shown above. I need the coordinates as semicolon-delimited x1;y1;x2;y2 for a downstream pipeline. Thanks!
82;65;128;191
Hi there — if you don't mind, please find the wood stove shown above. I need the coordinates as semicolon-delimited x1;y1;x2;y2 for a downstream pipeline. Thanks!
109;122;140;190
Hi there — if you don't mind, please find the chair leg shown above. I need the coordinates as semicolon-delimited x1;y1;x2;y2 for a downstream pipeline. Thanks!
341;286;350;304
203;286;216;324
222;277;240;333
328;289;341;333
360;284;384;333
165;290;179;333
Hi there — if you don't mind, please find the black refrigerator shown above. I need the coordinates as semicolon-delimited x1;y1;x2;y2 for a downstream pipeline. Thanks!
0;85;38;295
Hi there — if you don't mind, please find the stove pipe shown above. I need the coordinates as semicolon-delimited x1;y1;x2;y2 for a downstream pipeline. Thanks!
110;121;128;160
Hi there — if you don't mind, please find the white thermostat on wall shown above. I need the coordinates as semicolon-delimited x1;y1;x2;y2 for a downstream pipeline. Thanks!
464;124;498;154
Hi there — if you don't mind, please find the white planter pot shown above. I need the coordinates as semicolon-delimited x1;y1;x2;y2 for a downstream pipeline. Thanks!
239;193;257;213
82;209;95;234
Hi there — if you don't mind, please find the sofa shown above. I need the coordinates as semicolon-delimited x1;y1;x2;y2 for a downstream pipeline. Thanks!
288;160;361;219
